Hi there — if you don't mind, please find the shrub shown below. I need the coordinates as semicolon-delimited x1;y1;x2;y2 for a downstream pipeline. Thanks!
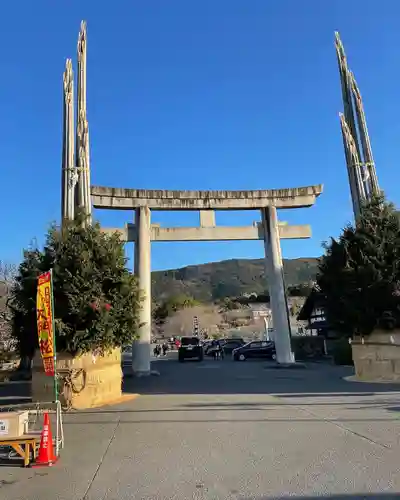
332;337;353;366
10;218;141;357
291;336;325;360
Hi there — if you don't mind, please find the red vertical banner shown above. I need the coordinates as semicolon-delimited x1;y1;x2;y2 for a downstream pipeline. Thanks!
36;272;56;376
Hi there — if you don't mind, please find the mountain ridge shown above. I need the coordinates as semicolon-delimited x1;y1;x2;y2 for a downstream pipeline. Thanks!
151;257;319;302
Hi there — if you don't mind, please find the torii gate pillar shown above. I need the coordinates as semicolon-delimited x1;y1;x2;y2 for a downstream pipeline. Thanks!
261;207;294;364
132;207;152;376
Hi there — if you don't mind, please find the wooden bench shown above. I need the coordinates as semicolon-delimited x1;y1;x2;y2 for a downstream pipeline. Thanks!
0;435;40;467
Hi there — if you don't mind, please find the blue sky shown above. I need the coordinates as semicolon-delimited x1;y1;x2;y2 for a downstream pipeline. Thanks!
1;1;399;271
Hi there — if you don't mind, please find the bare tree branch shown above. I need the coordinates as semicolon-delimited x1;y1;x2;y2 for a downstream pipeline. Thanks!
0;261;18;355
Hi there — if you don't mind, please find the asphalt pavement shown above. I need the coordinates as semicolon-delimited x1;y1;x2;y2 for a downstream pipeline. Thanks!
1;353;400;499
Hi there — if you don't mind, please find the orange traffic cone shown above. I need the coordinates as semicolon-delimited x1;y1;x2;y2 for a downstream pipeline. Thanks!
32;412;57;467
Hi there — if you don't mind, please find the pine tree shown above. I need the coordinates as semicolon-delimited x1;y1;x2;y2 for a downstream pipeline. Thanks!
317;196;400;336
10;217;140;358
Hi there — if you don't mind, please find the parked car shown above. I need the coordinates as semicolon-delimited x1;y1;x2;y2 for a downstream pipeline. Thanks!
178;336;203;362
233;341;276;361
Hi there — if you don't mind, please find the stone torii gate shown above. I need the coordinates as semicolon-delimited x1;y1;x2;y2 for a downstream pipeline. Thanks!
92;185;323;374
59;21;323;374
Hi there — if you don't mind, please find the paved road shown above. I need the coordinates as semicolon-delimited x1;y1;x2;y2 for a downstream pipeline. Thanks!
1;355;400;499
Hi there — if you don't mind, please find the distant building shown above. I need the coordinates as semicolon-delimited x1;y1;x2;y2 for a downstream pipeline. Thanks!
297;288;334;338
242;292;258;300
247;303;269;316
251;309;271;320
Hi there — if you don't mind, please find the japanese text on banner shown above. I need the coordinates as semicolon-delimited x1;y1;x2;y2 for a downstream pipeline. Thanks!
37;272;55;376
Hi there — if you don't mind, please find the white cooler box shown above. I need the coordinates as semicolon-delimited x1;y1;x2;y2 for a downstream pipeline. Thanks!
0;411;30;438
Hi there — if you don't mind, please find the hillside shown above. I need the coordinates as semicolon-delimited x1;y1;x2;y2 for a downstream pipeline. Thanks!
152;257;319;302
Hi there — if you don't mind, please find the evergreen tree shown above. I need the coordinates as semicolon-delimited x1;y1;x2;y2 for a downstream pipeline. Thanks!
10;217;140;358
317;196;400;336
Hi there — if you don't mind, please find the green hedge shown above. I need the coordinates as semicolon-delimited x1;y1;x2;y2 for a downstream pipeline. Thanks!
332;337;353;365
291;336;325;360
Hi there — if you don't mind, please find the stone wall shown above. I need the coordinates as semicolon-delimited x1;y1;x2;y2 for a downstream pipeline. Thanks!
352;330;400;381
31;348;122;409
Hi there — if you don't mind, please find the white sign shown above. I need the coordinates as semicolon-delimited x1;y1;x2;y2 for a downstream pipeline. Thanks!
252;310;270;318
0;420;9;435
310;316;326;324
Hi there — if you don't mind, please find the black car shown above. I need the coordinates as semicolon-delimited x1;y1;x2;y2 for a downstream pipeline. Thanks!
233;340;276;361
178;336;203;362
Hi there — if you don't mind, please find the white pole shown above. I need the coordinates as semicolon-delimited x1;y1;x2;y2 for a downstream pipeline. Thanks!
264;316;270;341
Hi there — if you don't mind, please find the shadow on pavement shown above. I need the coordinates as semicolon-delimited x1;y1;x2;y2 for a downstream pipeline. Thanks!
273;392;377;398
1;354;400;409
62;396;400;424
246;495;400;499
386;406;400;413
62;415;399;425
122;355;400;397
0;384;31;409
180;399;398;407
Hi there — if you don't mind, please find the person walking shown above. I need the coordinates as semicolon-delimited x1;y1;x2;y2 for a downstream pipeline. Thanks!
212;341;223;360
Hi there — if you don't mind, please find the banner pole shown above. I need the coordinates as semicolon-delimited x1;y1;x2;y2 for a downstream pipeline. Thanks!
49;268;58;403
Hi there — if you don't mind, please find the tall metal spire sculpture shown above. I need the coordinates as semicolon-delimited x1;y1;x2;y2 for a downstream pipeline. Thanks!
61;59;77;221
76;21;92;226
335;32;380;220
61;21;92;226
